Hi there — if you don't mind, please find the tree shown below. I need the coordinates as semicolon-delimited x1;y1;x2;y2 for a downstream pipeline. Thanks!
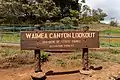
91;8;107;23
0;0;107;26
97;8;107;21
110;17;118;27
0;0;61;24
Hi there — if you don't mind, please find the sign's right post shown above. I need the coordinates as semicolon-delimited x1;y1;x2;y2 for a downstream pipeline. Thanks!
82;26;89;70
82;48;89;70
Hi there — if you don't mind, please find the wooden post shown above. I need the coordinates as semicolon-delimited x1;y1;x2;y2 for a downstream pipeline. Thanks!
34;50;42;72
32;50;45;79
82;26;89;70
82;48;89;70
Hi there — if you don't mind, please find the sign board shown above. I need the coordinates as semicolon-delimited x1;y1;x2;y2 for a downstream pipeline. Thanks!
20;30;99;50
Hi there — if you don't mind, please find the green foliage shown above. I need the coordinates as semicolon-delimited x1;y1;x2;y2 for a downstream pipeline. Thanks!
60;17;71;25
79;16;93;24
91;8;107;23
79;5;107;24
0;0;61;24
0;0;107;26
60;17;79;26
70;10;79;17
40;51;49;62
110;21;118;27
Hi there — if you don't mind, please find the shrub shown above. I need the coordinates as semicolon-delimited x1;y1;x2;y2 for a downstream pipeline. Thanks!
40;51;49;62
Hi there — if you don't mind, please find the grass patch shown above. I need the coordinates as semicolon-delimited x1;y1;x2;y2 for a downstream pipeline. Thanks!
102;29;120;34
89;51;120;64
100;42;120;47
0;47;49;62
1;46;120;68
68;54;81;60
0;47;21;57
0;47;35;68
0;47;50;68
110;49;120;54
67;51;120;64
56;59;66;67
0;33;20;43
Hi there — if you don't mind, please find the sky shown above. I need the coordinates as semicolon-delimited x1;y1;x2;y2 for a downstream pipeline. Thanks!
79;0;120;23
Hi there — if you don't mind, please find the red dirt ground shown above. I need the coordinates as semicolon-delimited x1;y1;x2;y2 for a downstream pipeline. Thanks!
0;62;120;80
0;44;120;80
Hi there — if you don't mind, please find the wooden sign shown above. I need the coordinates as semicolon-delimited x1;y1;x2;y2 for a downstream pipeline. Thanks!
20;30;99;50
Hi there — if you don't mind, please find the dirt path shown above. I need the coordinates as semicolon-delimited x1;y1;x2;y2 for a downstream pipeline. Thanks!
0;62;120;80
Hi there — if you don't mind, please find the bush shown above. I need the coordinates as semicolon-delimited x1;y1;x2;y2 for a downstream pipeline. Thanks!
40;51;49;62
110;21;118;27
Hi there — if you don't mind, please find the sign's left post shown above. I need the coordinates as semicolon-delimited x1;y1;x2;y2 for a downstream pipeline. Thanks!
34;50;42;72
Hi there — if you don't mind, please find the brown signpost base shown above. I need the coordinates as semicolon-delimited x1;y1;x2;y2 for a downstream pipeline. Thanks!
31;72;46;80
34;50;42;72
31;50;46;80
82;48;89;70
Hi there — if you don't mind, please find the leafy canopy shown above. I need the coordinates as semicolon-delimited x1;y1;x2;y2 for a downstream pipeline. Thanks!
0;0;107;25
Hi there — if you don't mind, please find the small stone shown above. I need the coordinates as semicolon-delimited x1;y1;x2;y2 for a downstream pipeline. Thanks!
80;70;93;75
31;72;46;78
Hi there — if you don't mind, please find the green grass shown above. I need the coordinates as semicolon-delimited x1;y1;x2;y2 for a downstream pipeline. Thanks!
110;49;120;54
1;46;120;68
100;42;120;47
0;47;32;57
89;51;120;64
56;59;67;67
102;29;120;34
67;51;120;64
0;47;49;63
0;33;20;43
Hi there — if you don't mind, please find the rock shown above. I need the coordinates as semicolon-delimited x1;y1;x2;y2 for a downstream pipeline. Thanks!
31;72;46;79
89;66;103;70
109;75;120;80
80;70;93;75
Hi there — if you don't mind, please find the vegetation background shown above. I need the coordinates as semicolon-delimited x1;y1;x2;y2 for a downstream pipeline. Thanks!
0;0;107;26
0;0;120;80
